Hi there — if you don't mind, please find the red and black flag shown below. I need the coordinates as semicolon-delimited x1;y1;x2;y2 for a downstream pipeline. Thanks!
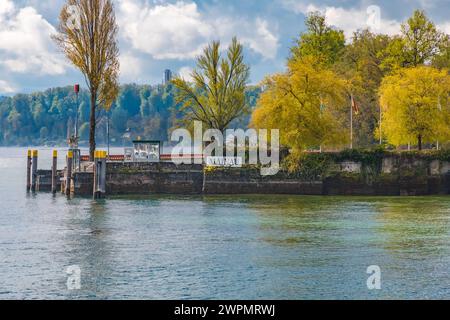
351;95;360;115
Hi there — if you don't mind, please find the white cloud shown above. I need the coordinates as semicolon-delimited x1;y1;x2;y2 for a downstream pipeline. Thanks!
283;1;401;39
0;80;15;93
438;22;450;34
118;0;279;60
119;52;144;81
243;18;279;60
178;66;193;82
324;6;400;38
0;0;14;19
0;0;67;75
118;1;212;60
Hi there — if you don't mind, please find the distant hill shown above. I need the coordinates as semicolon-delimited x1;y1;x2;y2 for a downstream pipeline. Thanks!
0;84;260;146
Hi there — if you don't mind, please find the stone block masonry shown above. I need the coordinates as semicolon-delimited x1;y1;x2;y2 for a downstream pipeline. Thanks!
107;162;204;195
39;153;450;197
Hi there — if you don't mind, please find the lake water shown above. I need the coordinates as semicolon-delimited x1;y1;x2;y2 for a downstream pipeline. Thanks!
1;147;450;299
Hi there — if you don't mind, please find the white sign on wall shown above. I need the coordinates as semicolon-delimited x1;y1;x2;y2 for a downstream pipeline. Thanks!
206;156;243;167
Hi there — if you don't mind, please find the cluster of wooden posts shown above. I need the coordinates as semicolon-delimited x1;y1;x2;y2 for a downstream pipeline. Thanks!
26;149;107;199
26;150;40;193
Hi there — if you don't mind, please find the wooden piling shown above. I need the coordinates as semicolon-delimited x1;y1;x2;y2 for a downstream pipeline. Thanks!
26;150;32;192
31;150;38;192
93;151;96;199
93;151;107;199
51;150;58;194
65;150;73;196
100;151;107;197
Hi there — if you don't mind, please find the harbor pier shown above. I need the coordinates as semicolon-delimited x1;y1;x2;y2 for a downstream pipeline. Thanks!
28;146;450;198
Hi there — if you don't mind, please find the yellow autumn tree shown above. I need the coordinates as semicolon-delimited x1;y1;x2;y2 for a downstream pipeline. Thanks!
379;66;450;150
53;0;120;160
251;55;349;154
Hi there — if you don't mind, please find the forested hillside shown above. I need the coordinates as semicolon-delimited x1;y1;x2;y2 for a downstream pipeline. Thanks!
0;84;261;146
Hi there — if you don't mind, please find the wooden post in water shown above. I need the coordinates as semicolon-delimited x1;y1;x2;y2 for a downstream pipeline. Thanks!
93;151;98;199
65;150;73;196
31;150;38;192
100;151;107;198
26;150;32;192
51;150;58;194
93;151;107;199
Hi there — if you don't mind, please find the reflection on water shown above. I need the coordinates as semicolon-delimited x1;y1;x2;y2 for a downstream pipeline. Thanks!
0;147;450;299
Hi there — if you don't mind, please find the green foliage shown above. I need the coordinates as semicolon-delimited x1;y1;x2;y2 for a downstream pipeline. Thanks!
252;55;349;152
291;11;345;66
381;10;444;71
173;38;250;131
283;148;386;179
253;9;449;152
433;35;450;69
283;151;334;180
282;147;450;181
0;84;261;146
336;30;391;147
332;148;385;171
393;149;450;162
379;66;450;149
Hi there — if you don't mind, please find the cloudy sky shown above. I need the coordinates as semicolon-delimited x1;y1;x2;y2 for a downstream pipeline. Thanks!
0;0;449;94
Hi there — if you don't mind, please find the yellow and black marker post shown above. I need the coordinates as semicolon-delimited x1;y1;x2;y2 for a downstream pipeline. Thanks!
93;151;107;199
31;150;38;192
26;150;32;192
51;150;58;194
65;150;73;196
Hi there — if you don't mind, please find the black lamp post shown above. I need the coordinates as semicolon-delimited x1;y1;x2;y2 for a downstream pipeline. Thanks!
74;84;80;146
107;110;110;156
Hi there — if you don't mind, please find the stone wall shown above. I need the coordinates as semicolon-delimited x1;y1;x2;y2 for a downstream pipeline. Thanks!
63;154;450;197
321;157;450;196
106;162;204;195
203;157;450;196
203;167;323;195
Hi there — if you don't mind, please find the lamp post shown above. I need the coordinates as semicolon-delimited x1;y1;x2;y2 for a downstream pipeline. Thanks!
74;84;80;145
71;84;80;173
107;111;110;156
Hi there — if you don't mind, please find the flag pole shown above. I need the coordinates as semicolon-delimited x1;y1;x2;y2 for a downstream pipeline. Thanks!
107;111;110;156
437;95;441;151
379;104;382;145
350;95;353;149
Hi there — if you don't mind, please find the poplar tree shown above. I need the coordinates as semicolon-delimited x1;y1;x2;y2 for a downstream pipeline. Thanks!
53;0;119;160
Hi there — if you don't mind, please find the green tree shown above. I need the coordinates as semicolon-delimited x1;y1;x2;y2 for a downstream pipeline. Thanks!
402;10;443;66
53;0;120;160
433;35;450;69
337;30;391;147
172;37;250;131
252;55;348;156
382;10;444;71
291;11;345;66
118;84;141;118
111;107;128;133
379;66;450;150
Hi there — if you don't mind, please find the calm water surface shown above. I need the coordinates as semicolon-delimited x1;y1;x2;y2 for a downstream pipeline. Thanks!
1;147;450;299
